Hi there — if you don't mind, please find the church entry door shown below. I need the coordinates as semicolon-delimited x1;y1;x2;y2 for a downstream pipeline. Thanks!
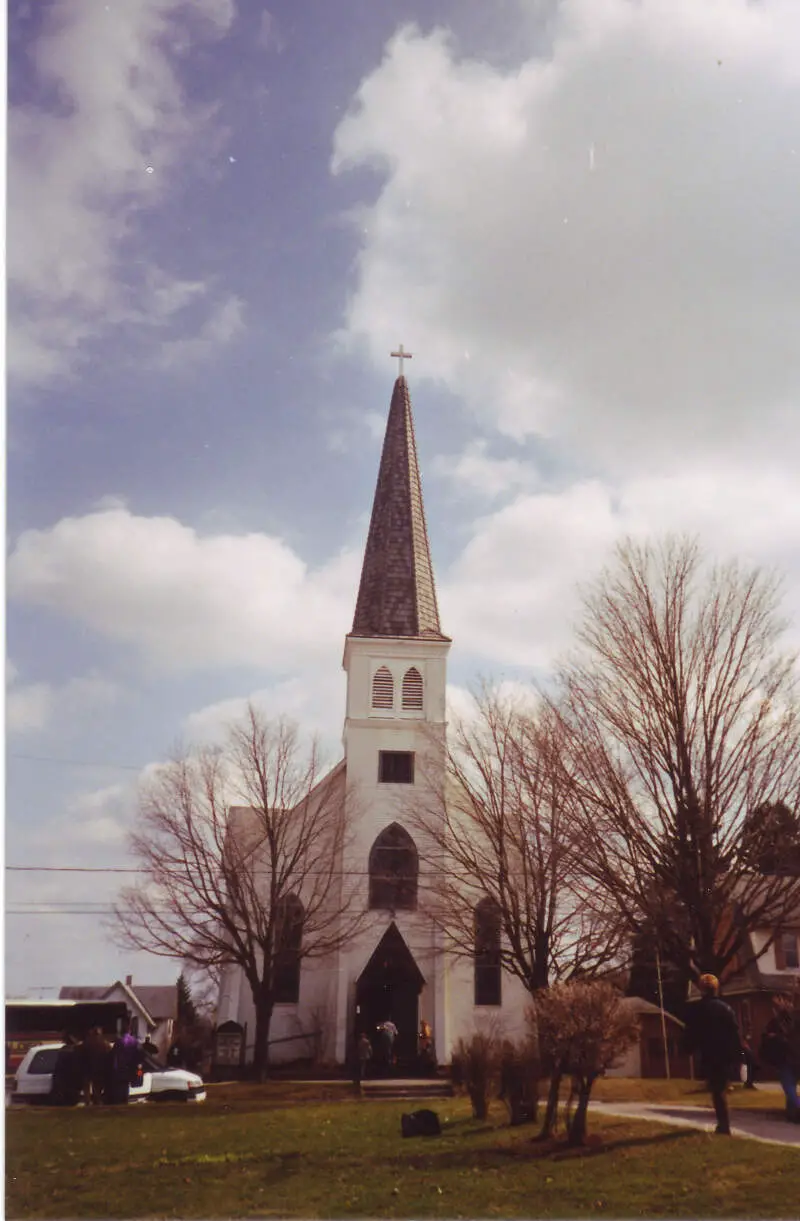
355;923;425;1070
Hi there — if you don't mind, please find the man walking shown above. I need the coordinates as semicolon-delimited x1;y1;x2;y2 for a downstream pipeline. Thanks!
684;974;742;1135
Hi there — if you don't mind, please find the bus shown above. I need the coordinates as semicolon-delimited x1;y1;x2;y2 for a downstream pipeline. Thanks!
5;999;129;1072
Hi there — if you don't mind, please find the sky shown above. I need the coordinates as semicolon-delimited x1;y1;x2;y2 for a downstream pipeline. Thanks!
7;0;800;999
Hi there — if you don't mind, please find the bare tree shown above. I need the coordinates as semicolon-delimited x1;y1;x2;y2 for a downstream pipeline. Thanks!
113;706;365;1081
412;687;627;995
556;536;800;987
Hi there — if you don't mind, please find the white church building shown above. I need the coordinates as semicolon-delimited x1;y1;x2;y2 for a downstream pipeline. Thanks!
216;370;529;1069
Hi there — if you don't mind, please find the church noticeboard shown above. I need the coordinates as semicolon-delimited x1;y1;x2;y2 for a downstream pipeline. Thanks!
214;1023;243;1066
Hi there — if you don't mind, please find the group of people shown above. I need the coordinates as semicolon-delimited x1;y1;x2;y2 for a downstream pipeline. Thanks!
684;974;800;1134
353;1018;436;1088
52;1019;149;1107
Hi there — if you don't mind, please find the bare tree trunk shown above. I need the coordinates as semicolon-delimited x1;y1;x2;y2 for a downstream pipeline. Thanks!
566;1075;595;1146
537;1064;564;1140
252;995;275;1083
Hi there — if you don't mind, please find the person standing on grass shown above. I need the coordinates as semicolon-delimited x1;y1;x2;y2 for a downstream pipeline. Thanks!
759;994;800;1122
683;974;742;1135
108;1018;142;1105
81;1026;111;1106
52;1032;84;1106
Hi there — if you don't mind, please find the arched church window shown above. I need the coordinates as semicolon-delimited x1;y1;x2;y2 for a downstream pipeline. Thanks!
369;823;418;911
401;667;423;710
372;666;394;709
274;894;304;1004
474;898;502;1006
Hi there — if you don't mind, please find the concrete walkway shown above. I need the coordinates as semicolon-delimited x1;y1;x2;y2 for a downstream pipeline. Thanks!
590;1098;800;1148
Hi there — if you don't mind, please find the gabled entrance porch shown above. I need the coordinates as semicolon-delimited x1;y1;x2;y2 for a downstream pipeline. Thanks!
355;922;425;1071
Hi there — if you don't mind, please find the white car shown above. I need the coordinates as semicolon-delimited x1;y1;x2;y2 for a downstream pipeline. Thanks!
12;1043;206;1104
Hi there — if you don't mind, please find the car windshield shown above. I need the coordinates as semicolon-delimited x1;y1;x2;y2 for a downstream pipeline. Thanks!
27;1048;61;1074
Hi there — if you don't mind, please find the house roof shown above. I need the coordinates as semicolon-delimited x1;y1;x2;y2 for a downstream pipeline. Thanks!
621;995;685;1027
59;986;106;1001
132;986;177;1021
350;377;448;641
60;981;177;1022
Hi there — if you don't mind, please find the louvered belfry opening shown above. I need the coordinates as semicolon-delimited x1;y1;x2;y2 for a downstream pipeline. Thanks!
401;666;423;710
372;666;394;709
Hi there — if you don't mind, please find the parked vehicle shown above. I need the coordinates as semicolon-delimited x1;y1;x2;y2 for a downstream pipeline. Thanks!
12;1043;206;1103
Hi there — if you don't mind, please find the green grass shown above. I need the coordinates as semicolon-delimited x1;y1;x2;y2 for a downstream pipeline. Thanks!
6;1084;799;1219
591;1075;786;1109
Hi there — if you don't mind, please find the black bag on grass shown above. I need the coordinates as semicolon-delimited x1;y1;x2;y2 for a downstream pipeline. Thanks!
401;1109;441;1137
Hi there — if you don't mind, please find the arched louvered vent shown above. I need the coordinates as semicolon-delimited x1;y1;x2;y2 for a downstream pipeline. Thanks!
372;666;394;709
401;666;423;710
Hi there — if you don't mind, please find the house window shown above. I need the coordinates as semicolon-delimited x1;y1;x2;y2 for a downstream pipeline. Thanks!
474;898;502;1006
378;750;414;784
372;666;394;710
369;823;418;911
401;667;423;710
274;895;304;1003
778;932;800;969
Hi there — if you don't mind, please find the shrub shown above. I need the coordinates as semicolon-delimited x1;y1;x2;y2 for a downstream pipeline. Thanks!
530;980;639;1145
450;1031;500;1120
498;1038;540;1125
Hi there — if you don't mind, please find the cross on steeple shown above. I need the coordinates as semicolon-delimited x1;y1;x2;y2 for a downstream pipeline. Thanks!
390;344;413;376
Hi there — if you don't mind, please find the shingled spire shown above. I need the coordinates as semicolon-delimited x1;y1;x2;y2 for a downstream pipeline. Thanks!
351;376;447;639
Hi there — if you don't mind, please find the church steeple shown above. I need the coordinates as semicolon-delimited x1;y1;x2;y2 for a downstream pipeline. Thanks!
350;375;447;640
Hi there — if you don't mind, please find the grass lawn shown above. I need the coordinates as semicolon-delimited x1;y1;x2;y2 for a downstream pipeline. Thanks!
6;1083;799;1219
591;1076;786;1110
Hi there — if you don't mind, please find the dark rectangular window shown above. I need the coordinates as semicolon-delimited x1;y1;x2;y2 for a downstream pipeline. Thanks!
782;932;799;969
378;751;415;784
474;959;502;1006
274;957;301;1004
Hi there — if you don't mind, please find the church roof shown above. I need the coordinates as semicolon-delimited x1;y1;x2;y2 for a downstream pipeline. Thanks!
351;376;448;640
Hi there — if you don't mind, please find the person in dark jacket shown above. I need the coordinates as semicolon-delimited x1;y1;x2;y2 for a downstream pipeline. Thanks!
51;1033;84;1106
759;995;800;1122
684;974;742;1135
81;1026;111;1106
107;1019;142;1105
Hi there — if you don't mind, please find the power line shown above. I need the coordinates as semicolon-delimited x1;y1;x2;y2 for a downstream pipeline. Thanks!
7;909;124;915
7;866;143;873
8;752;145;771
7;863;419;876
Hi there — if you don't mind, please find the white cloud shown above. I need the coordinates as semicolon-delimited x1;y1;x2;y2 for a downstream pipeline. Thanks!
9;0;238;386
332;3;800;471
7;507;360;675
184;672;346;758
6;667;119;735
6;682;54;734
439;462;800;668
434;440;538;500
257;8;285;54
157;294;245;369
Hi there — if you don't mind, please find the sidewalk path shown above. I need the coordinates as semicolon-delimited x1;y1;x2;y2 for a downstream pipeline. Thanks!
590;1099;800;1148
